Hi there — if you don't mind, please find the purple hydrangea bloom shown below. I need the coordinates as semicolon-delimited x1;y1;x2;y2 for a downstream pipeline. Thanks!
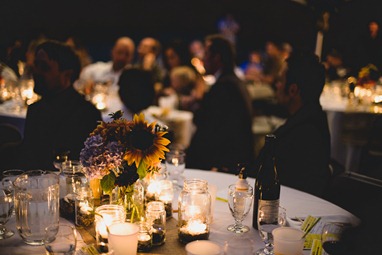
80;134;124;179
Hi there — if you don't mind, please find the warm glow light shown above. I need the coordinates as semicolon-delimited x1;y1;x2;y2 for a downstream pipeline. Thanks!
97;214;114;238
186;205;202;218
182;219;207;235
147;180;160;197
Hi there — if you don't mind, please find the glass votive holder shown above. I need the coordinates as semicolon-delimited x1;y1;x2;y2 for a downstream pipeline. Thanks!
146;201;166;246
156;179;174;218
75;188;94;228
137;221;153;252
108;222;139;255
95;205;126;253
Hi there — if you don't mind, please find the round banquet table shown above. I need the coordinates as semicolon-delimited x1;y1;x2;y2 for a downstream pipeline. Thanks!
0;169;360;255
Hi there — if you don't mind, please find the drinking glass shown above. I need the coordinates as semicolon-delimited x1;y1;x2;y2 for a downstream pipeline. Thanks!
165;148;186;189
44;224;77;255
52;149;70;174
256;205;286;255
0;187;14;239
321;222;350;255
227;184;254;233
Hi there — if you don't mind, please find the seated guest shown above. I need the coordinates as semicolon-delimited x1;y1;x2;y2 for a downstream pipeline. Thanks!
160;40;206;112
186;34;255;173
78;36;135;95
322;49;350;81
134;37;165;85
259;50;331;197
118;67;155;118
16;40;102;170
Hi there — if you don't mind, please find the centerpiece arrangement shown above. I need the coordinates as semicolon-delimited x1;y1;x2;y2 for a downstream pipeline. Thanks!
80;111;171;221
357;64;380;88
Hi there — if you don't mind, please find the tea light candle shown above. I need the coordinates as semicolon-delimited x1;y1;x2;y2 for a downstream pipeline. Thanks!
179;219;209;243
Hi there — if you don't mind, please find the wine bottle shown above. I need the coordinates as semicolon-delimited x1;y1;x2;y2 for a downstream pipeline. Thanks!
252;134;280;229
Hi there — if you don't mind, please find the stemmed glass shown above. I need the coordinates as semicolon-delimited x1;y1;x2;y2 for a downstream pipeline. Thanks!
44;224;77;255
52;149;70;174
256;205;286;255
165;146;186;189
0;186;14;239
227;184;254;233
321;222;350;255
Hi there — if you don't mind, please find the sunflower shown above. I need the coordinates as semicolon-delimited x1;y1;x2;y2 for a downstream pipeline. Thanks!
123;113;170;169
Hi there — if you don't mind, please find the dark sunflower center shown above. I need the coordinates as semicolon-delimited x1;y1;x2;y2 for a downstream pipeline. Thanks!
130;127;155;151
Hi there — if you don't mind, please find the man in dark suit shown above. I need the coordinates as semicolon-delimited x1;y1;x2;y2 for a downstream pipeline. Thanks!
17;40;102;170
269;50;331;197
187;34;254;173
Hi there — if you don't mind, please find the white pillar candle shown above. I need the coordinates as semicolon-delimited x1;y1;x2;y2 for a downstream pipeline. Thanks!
108;223;139;255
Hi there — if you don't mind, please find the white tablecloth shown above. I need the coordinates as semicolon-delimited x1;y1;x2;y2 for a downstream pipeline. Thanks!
0;170;359;255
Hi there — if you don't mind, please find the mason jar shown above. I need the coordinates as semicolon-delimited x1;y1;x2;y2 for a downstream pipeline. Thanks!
178;179;211;244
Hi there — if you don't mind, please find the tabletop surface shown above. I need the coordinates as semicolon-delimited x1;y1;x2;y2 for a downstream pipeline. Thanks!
0;169;360;255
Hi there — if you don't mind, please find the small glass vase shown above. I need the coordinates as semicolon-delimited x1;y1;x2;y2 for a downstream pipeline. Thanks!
115;181;144;223
89;178;102;206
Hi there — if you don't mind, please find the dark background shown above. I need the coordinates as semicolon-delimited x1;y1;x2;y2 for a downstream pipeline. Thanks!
1;0;382;65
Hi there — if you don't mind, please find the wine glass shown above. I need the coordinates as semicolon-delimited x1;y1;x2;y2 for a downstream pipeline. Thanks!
165;147;186;189
44;224;77;255
256;205;286;255
321;222;350;255
52;149;70;174
0;186;14;239
227;184;254;233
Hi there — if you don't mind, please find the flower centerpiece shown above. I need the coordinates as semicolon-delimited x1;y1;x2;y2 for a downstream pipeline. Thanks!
358;64;380;88
80;111;170;220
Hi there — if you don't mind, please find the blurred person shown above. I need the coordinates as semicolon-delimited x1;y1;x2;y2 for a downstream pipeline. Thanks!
118;67;155;118
16;40;102;170
162;66;203;112
357;20;382;72
78;36;135;94
257;50;331;197
135;37;165;86
186;34;254;173
261;41;285;86
322;49;350;81
160;40;206;111
239;50;264;83
189;39;206;74
217;13;240;47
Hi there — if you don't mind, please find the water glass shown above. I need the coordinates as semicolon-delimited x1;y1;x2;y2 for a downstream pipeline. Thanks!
227;183;254;233
14;173;60;245
165;149;186;188
44;224;77;255
0;186;14;239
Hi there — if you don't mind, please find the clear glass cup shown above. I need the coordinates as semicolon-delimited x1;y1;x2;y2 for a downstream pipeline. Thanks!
0;186;14;239
256;205;286;255
52;149;70;174
165;148;186;189
44;224;77;255
227;183;254;233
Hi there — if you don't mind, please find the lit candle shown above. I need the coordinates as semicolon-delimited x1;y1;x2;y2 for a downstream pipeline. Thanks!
184;219;207;235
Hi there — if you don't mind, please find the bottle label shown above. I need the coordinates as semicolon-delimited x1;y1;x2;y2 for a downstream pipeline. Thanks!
258;199;280;222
